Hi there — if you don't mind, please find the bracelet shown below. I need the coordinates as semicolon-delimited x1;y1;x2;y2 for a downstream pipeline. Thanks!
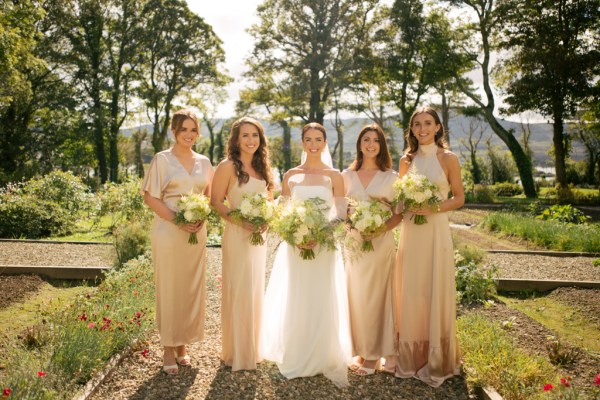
436;204;441;213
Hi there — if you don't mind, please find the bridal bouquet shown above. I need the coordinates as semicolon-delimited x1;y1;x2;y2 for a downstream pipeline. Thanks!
271;197;339;260
174;193;212;244
228;192;275;245
347;199;392;252
393;174;440;225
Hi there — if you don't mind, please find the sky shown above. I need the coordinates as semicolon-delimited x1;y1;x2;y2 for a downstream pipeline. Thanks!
186;0;262;118
187;0;544;123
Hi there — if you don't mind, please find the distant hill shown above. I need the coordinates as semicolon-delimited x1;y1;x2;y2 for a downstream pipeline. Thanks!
121;115;586;166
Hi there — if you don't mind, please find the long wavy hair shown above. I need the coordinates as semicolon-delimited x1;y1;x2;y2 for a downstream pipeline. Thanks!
226;117;274;190
349;123;392;171
405;106;449;155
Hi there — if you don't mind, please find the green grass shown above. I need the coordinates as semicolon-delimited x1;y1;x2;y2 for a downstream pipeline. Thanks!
480;212;600;252
0;284;89;342
0;254;155;398
497;294;600;354
458;313;556;400
48;215;113;243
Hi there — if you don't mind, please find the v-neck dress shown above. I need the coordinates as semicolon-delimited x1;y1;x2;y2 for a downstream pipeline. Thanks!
342;168;398;361
394;142;460;387
221;176;268;371
141;149;214;346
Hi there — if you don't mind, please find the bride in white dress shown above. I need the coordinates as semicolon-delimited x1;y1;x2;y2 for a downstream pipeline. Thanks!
260;122;352;387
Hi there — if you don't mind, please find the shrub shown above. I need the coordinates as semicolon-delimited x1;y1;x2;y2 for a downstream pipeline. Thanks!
0;194;74;238
21;170;97;216
493;182;523;197
545;337;580;366
468;184;496;203
113;222;150;268
97;178;152;230
455;250;497;304
536;204;590;224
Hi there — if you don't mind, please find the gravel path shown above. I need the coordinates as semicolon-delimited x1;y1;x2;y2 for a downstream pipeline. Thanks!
0;241;114;267
486;253;598;282
89;246;470;400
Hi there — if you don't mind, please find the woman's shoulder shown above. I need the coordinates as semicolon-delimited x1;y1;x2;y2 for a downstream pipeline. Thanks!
193;151;211;163
214;158;235;174
439;149;459;162
341;168;355;176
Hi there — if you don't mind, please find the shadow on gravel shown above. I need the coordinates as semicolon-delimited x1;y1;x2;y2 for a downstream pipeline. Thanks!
203;360;469;400
205;364;258;399
127;365;199;399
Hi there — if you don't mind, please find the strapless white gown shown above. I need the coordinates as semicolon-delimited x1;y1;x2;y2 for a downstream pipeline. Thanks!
260;174;352;387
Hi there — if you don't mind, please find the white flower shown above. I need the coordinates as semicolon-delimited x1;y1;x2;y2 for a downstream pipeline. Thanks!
184;210;194;221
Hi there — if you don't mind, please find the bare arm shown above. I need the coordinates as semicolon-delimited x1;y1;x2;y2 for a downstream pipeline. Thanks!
210;161;235;223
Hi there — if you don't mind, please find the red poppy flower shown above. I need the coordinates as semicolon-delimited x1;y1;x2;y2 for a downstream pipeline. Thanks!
2;388;10;397
594;373;600;386
560;377;570;387
543;383;554;391
141;349;149;358
37;371;46;377
88;322;95;329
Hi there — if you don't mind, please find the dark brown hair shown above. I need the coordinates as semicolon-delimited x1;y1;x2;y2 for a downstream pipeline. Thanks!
171;109;200;136
226;117;274;190
349;123;392;171
301;122;327;141
405;106;448;155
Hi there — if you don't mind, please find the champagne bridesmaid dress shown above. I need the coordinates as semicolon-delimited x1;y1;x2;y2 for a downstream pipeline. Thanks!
221;177;268;370
141;149;213;347
342;169;397;363
394;142;461;387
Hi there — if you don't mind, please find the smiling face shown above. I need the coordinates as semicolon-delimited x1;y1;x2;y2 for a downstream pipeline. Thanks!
174;118;199;148
360;130;381;160
410;112;441;146
237;123;261;156
302;128;326;157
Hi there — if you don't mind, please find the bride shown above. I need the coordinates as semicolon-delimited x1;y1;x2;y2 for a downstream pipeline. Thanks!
260;122;352;387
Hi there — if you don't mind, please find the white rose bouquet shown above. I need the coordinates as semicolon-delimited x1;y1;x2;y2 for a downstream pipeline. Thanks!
347;199;393;252
271;197;339;260
173;193;212;244
393;174;440;225
228;192;275;246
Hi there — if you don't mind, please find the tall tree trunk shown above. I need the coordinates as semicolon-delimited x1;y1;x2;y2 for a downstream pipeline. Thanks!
279;120;292;173
440;88;450;145
553;117;567;189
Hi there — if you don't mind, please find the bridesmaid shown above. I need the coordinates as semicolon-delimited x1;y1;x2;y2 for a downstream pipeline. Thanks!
141;109;214;375
342;124;402;376
393;107;464;387
211;117;274;371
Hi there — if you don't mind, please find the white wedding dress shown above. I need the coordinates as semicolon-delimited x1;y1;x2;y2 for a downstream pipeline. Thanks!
260;173;352;387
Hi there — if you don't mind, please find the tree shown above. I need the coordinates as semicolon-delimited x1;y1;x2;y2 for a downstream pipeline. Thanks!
246;0;378;125
138;0;227;154
459;107;487;184
572;107;600;186
375;0;430;135
0;1;46;182
496;0;600;190
444;0;537;197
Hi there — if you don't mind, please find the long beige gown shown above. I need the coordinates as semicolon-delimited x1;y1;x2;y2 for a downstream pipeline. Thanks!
342;169;397;362
221;177;268;370
141;149;213;347
394;142;461;387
